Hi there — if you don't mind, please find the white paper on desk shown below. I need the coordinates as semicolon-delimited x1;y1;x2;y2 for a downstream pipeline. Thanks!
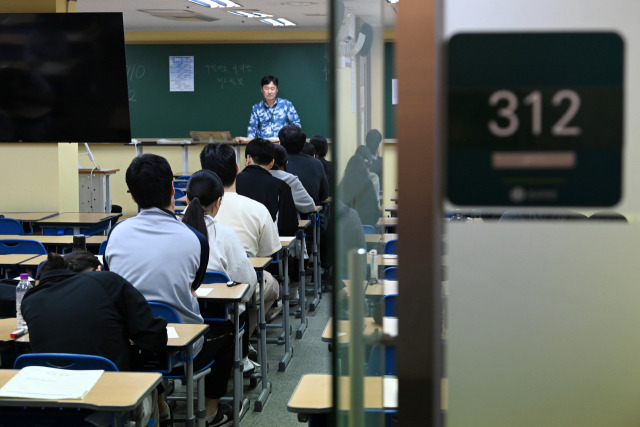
195;288;213;297
0;366;103;400
383;316;398;338
383;376;398;408
382;254;398;259
166;326;179;339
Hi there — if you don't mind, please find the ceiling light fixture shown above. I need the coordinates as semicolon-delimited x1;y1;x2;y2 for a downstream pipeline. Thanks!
385;0;399;3
228;10;273;18
260;18;296;26
187;0;241;8
280;2;317;6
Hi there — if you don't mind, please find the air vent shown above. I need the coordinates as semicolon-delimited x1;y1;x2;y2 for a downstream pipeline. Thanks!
138;9;219;22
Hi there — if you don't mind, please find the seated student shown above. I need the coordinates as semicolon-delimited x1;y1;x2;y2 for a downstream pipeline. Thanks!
236;138;298;236
271;143;316;216
309;134;333;191
279;124;329;205
338;155;381;227
199;143;281;340
23;252;167;371
366;129;384;185
302;141;316;157
355;144;381;198
105;154;235;427
181;170;260;374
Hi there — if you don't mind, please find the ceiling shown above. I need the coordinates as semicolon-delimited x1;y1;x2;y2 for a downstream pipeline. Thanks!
74;0;397;33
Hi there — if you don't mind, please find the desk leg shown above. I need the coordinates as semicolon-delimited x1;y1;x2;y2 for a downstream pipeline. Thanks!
253;270;271;411
296;228;308;339
182;145;189;175
309;212;321;311
185;344;195;427
278;246;293;371
232;302;250;426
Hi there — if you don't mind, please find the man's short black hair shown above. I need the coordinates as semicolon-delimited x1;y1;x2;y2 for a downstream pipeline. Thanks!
278;124;306;154
245;138;275;166
261;75;278;87
309;134;328;158
365;129;382;155
125;154;173;209
200;143;238;187
273;143;288;170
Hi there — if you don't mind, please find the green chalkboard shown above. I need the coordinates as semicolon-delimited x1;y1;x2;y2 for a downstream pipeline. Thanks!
125;43;330;138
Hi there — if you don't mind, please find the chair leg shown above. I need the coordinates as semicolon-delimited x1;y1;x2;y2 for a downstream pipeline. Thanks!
196;377;207;425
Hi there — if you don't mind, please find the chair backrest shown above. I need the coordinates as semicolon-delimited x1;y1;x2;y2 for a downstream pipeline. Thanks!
383;266;397;280
173;179;189;189
98;240;108;256
14;353;118;371
0;239;47;255
148;301;182;323
384;239;398;255
362;224;377;234
0;218;25;235
203;270;230;284
383;294;397;317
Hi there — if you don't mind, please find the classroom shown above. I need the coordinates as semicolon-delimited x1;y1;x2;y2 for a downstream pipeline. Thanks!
2;0;640;426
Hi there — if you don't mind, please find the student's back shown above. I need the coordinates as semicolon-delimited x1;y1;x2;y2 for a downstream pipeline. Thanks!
22;269;167;371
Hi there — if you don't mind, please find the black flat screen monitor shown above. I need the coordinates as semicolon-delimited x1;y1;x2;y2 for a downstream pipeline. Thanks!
0;13;131;143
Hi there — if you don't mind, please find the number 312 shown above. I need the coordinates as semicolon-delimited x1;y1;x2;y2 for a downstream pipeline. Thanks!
488;89;582;137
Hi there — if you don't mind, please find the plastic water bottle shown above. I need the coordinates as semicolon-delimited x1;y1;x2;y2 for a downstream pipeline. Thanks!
16;273;32;329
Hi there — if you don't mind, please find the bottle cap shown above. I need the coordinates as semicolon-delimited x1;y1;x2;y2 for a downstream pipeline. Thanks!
19;273;29;280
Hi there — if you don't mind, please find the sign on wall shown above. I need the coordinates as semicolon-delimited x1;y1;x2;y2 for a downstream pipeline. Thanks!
447;32;624;206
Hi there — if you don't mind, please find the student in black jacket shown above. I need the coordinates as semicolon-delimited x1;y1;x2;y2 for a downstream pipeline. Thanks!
22;252;167;371
236;137;298;236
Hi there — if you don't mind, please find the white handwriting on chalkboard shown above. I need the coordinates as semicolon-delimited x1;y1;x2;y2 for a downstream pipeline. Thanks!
204;63;252;89
126;64;146;81
128;89;137;102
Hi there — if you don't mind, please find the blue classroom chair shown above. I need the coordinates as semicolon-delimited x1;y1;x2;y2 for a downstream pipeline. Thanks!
384;239;397;255
0;218;27;235
14;352;118;372
0;239;46;255
383;266;397;280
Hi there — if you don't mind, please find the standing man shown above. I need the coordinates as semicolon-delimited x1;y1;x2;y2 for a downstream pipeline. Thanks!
247;75;301;138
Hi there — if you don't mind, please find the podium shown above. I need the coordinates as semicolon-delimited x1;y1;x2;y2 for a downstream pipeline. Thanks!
78;168;119;213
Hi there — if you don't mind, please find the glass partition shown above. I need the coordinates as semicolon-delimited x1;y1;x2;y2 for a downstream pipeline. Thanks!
332;0;396;425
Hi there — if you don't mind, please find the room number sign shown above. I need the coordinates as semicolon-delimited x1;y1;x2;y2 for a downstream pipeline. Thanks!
447;32;623;207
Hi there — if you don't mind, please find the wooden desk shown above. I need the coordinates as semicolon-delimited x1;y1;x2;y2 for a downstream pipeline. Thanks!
0;213;58;222
321;317;382;344
249;256;273;412
17;255;48;268
377;217;398;232
198;283;251;426
288;374;397;416
0;369;161;414
367;254;399;267
384;204;398;217
364;234;398;244
165;323;209;426
0;318;18;342
342;280;398;297
36;213;121;235
0;254;41;268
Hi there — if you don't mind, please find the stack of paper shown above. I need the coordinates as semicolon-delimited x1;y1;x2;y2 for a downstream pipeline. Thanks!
0;366;103;400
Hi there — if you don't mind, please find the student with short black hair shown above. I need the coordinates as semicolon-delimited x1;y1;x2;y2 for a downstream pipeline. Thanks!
309;134;333;189
236;138;298;236
279;124;329;205
271;144;316;215
105;154;237;426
